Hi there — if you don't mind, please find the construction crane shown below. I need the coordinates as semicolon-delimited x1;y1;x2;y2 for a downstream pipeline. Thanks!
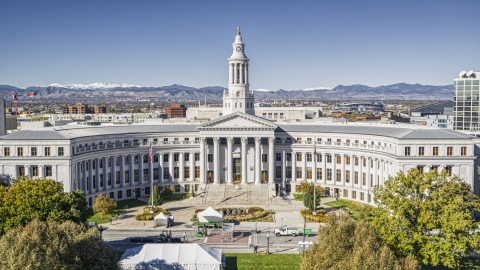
4;92;37;117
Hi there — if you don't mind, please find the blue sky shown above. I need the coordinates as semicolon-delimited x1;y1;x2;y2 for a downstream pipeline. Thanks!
1;0;479;90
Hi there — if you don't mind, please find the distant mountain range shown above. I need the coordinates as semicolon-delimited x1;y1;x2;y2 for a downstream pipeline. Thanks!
0;83;453;101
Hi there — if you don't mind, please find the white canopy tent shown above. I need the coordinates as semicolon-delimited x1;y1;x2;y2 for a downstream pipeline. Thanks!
198;207;223;223
153;212;168;227
119;243;224;270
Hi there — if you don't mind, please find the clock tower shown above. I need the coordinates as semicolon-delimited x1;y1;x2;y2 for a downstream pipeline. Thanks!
223;27;255;116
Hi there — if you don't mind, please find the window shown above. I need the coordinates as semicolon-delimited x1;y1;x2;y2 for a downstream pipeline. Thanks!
404;147;411;156
286;153;292;161
153;168;159;180
336;169;341;182
262;154;267;162
208;154;213;162
143;169;148;181
336;155;341;164
195;153;200;161
360;192;364;201
32;166;39;177
433;147;439;156
354;172;358;184
109;192;114;199
163;168;169;180
31;147;37;156
195;166;200;178
174;185;180;192
18;166;25;176
306;154;312;162
45;147;50;156
296;153;302;162
116;172;120;183
362;173;366;185
352;191;356;199
184;154;189;162
354;157;358;166
444;166;452;176
286;167;292;178
417;166;424;174
134;170;139;182
447;147;453;156
134;155;139;164
362;158;366;167
108;173;112;185
126;189;132;198
116;157;120;166
461;147;467;156
17;147;23;157
276;166;282;178
117;190;123;199
326;169;332;181
174;167;179;179
45;166;52;177
4;147;10;156
262;171;268;181
143;155;148;163
316;168;322;180
296;168;302;178
326;155;332;163
125;171;130;183
276;153;282;161
307;167;312;179
163;154;169;162
345;170;350;183
345;156;350;165
154;154;159;163
185;185;191;193
174;153;179;162
419;147;424;156
184;167;189;178
100;174;104;187
164;138;168;142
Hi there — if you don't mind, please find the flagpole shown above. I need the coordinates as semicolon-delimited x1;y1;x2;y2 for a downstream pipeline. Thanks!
150;138;154;213
313;139;316;215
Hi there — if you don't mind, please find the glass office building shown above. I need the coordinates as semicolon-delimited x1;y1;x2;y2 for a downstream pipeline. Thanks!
454;71;480;131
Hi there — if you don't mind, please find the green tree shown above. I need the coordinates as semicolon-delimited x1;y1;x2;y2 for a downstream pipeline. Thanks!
130;107;141;113
92;194;117;220
148;185;163;206
0;176;92;235
373;169;480;268
0;219;119;270
301;212;417;270
302;182;323;211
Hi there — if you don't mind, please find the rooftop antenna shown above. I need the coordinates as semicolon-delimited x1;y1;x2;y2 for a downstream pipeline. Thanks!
204;94;207;107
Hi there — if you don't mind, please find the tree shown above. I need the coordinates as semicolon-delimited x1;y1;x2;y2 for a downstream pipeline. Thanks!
93;194;117;220
0;219;119;270
0;176;92;235
301;181;323;211
296;180;324;195
373;168;480;268
148;185;163;206
301;212;417;270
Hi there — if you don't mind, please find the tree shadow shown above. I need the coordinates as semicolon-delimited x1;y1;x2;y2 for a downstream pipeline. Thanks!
225;255;238;270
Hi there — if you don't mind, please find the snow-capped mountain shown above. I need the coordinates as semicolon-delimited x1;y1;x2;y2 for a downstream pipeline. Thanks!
47;82;143;89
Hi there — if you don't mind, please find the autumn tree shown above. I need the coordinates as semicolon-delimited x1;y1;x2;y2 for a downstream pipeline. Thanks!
0;219;119;270
373;168;480;268
0;176;91;235
301;212;417;270
93;194;117;220
148;185;163;206
297;181;323;211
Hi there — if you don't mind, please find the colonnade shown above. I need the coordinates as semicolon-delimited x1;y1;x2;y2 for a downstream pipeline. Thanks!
229;62;249;85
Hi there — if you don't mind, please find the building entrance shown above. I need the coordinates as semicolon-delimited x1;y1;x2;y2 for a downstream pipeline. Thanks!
233;158;241;183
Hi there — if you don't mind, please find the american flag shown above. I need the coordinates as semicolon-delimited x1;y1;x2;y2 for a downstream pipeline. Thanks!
149;140;153;163
313;140;317;162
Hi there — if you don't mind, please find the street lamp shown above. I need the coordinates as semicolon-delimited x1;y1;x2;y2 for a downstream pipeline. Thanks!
302;192;307;243
266;233;270;255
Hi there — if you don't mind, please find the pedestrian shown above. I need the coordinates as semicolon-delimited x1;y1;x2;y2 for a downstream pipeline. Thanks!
254;245;258;254
109;218;112;224
143;222;145;227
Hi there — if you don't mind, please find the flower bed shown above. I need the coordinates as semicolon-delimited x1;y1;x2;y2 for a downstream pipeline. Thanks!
191;207;273;222
135;206;169;221
300;208;326;222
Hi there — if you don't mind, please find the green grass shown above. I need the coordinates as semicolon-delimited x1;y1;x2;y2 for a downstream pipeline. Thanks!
293;194;304;201
88;199;147;224
324;199;374;222
163;193;191;201
225;253;301;270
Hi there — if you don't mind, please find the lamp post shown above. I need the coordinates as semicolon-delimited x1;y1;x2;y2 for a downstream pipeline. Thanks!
302;192;306;243
266;233;270;255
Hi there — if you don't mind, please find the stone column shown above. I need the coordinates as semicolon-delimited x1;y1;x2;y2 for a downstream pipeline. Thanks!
169;152;174;182
241;137;247;184
88;159;93;194
350;155;355;188
374;158;378;186
240;63;244;84
342;155;346;186
95;158;100;192
358;157;363;187
138;154;143;184
190;152;195;182
119;155;124;187
380;160;384;186
200;138;206;183
245;64;248;84
268;137;275;184
129;155;134;187
255;137;261;184
103;157;107;191
227;137;233;184
292;151;296;183
302;152;307;180
24;165;30;177
179;152;184;182
366;157;371;190
229;63;233;84
213;137;220;184
159;152;164;183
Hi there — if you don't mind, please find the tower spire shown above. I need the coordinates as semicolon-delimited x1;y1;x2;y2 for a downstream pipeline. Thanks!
237;26;241;36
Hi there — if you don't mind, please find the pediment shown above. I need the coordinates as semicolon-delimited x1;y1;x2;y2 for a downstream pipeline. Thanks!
197;112;277;131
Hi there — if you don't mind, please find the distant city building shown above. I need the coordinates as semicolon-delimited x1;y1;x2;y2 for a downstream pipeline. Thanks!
186;106;322;121
62;103;106;114
0;94;5;136
454;71;480;131
407;101;454;129
333;102;385;113
165;104;187;118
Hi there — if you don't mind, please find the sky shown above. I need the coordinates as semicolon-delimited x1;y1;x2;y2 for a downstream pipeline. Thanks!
1;0;479;90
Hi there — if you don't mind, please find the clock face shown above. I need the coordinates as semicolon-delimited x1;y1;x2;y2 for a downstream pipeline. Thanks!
236;46;241;52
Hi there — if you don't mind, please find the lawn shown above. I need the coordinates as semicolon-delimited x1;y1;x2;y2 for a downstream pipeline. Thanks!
324;199;374;222
163;193;191;201
224;253;301;270
293;194;304;201
88;199;147;224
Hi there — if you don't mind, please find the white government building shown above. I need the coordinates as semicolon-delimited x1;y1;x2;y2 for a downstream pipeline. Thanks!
0;28;479;208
